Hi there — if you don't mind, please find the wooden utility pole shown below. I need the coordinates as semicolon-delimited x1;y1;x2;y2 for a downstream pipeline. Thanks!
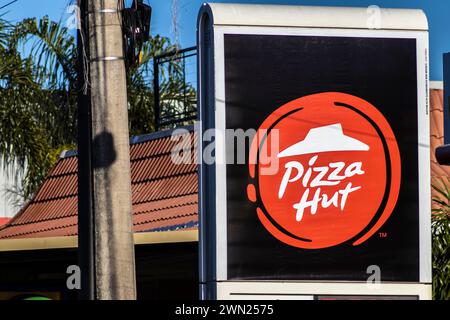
87;0;136;300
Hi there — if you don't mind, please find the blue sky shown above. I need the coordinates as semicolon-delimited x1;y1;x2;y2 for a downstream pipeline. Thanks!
4;0;450;80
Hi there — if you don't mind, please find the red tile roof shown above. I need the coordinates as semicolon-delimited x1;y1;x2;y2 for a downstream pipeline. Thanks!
429;89;450;205
0;127;198;239
0;218;10;227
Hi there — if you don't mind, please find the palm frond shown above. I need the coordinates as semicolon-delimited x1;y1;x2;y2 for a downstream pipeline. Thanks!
432;179;450;300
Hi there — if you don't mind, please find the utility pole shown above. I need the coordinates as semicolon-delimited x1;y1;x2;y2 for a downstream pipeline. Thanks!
87;0;137;300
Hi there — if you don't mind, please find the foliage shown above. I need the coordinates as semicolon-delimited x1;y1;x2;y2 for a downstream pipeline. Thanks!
127;35;196;135
0;16;194;203
0;17;55;200
431;179;450;300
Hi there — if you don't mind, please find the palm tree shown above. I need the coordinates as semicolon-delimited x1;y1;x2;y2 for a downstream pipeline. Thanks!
0;16;195;204
0;17;55;204
431;179;450;300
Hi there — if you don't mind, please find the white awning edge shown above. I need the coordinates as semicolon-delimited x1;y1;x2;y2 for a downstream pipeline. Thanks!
0;230;199;252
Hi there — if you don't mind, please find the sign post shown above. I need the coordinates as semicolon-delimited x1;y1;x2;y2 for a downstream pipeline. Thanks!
198;3;432;300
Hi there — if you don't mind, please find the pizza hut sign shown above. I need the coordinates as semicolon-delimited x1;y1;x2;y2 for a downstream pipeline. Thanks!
248;92;401;249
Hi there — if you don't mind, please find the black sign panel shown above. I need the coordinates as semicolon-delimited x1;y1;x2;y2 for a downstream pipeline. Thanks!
225;34;419;281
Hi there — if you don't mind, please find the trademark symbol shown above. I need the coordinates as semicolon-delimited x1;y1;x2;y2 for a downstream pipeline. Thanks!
379;232;388;238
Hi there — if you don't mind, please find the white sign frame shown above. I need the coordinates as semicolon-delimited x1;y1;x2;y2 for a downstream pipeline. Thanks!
198;3;431;300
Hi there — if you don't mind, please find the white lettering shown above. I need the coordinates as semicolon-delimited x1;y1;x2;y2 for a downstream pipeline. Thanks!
278;155;365;221
279;161;304;199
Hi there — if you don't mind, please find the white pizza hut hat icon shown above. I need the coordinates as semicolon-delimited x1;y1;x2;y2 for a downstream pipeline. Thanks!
277;123;370;158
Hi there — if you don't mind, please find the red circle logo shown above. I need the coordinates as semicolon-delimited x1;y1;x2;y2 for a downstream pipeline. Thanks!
247;92;401;249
